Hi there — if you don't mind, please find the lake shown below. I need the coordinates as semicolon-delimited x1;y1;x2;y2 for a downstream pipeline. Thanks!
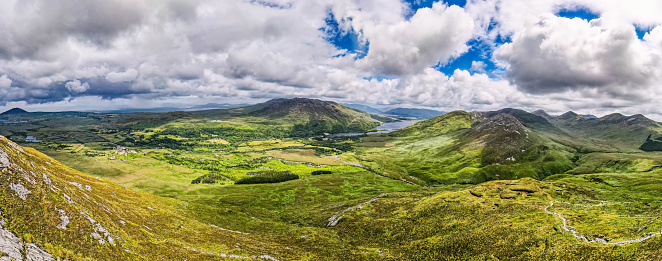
328;121;417;138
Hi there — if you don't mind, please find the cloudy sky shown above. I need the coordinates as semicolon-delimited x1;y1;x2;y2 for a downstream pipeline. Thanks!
1;0;662;118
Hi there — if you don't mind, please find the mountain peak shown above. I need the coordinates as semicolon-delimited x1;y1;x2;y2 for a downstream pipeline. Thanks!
473;113;528;135
0;108;28;115
580;114;598;119
558;111;580;120
246;98;382;135
531;109;551;119
252;98;343;118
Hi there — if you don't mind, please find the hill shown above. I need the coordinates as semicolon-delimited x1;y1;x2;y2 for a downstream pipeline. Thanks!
0;108;28;116
358;107;662;185
0;135;286;260
239;98;384;135
531;109;552;119
368;111;573;184
392;110;473;137
549;112;662;151
383;108;445;119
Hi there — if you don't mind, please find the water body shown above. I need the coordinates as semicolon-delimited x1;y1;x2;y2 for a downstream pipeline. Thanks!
209;120;233;123
0;119;27;124
329;121;417;138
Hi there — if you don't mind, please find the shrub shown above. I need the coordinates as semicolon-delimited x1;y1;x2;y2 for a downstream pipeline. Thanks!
191;173;229;184
235;171;299;184
311;170;332;175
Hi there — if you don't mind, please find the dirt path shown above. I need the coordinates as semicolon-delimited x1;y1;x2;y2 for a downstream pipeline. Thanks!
544;200;661;245
326;194;388;227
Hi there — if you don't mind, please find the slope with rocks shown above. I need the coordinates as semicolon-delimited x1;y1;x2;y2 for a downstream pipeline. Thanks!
367;111;574;184
0;135;286;260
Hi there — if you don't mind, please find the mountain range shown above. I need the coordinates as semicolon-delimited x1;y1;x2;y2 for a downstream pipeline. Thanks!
369;108;662;185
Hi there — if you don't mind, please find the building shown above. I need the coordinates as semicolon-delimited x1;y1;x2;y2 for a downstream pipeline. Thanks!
25;136;43;143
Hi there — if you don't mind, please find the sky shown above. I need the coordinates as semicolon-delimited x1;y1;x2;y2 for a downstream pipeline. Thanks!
1;0;662;118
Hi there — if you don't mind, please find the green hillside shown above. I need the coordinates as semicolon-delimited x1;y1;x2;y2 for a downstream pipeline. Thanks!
189;98;384;136
357;108;662;186
0;135;291;260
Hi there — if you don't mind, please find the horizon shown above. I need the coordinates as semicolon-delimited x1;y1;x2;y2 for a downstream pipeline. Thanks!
1;1;662;119
1;97;656;121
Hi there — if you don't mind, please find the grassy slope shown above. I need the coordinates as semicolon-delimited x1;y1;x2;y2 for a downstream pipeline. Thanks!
359;108;662;187
362;111;576;185
0;135;298;260
188;98;384;136
331;176;662;260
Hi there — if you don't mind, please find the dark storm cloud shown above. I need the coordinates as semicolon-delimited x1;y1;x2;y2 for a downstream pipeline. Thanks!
2;1;142;58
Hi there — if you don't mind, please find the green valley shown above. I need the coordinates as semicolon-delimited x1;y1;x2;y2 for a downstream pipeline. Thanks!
2;98;662;260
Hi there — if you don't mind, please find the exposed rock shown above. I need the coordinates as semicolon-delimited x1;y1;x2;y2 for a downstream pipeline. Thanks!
81;212;114;245
55;208;69;230
9;183;31;200
208;224;250;235
63;194;74;204
473;113;528;135
0;147;9;168
0;228;23;261
68;182;83;190
1;211;57;261
25;243;55;261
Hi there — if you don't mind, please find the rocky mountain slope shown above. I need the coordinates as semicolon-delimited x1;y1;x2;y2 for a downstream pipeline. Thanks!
0;135;283;260
367;108;662;185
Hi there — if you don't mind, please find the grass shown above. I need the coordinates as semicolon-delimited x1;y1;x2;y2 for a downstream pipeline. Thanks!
328;176;662;259
4;104;662;260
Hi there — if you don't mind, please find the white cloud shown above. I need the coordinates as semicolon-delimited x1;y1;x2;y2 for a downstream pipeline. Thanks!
357;3;475;76
65;79;90;93
105;69;138;82
495;14;660;96
470;61;487;74
0;74;11;88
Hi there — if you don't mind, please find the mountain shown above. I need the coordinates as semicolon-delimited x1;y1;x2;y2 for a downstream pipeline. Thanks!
0;108;28;116
485;108;559;132
580;114;598;119
549;111;662;151
0;135;283;260
392;110;472;137
241;98;383;135
531;109;552;119
369;107;662;185
557;111;582;121
341;104;383;114
377;110;574;184
384;108;446;119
